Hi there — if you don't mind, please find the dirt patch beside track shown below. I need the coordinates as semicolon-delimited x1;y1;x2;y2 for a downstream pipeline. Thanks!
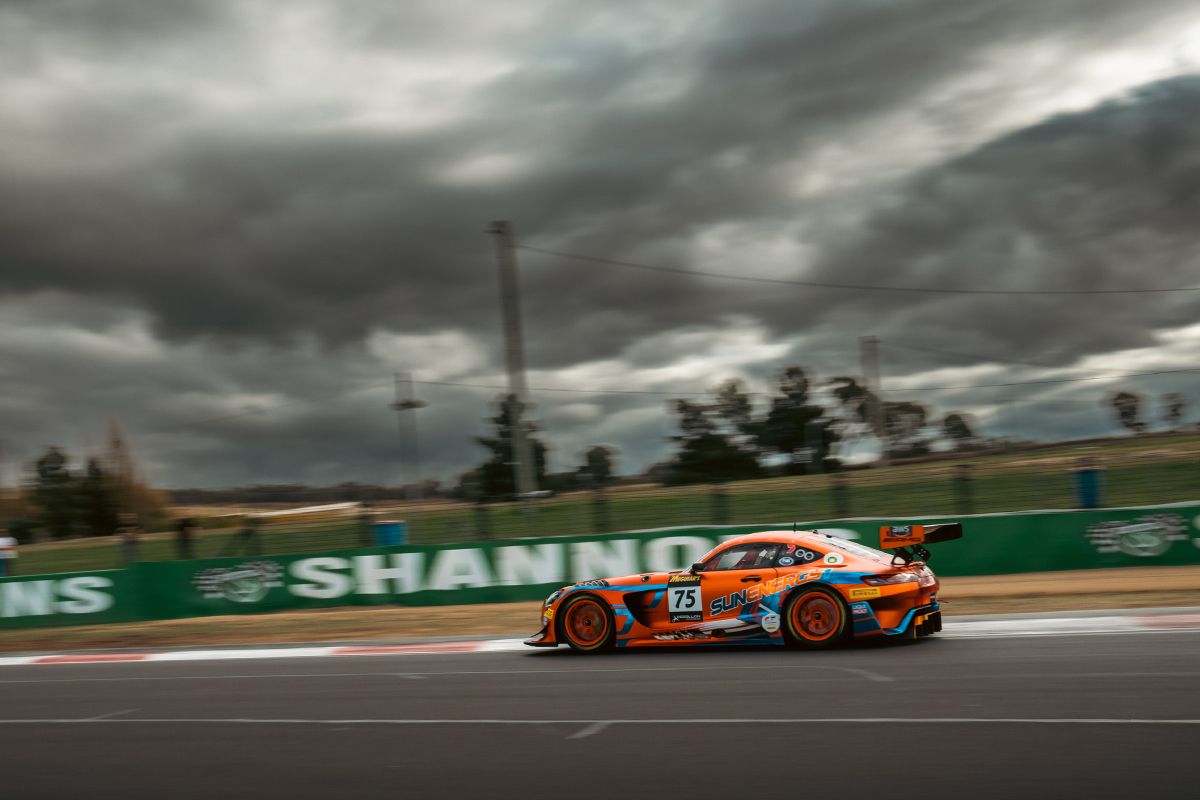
0;565;1197;653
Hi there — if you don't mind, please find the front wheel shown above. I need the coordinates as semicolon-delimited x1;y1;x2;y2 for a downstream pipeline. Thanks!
557;594;616;653
783;587;849;649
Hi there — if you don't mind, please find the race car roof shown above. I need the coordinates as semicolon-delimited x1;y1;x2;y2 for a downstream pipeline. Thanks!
723;530;847;547
725;529;889;557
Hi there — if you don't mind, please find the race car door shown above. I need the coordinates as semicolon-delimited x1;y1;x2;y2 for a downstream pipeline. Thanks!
694;543;780;627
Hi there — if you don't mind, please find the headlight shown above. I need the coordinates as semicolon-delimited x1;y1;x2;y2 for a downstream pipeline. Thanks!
545;588;565;606
862;572;919;586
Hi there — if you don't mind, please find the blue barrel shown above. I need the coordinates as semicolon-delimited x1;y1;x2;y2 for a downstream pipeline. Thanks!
373;520;407;547
1074;468;1103;509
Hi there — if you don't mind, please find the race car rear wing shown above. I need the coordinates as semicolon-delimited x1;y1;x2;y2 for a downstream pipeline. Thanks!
879;522;963;564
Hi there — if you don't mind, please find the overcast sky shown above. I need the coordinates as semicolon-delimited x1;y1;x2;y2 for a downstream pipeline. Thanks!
2;0;1199;489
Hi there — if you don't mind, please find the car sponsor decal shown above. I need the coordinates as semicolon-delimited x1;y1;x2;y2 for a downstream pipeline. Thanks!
1084;514;1188;557
850;601;872;617
667;574;702;622
709;570;821;616
779;543;820;565
849;586;881;599
760;612;781;633
193;562;284;604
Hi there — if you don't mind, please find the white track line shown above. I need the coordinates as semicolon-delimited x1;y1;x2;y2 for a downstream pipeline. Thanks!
2;614;1199;667
153;647;336;661
0;717;1195;726
0;664;897;684
0;669;1195;686
86;708;137;721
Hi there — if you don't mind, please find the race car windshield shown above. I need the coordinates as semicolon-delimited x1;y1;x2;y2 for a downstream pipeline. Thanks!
703;544;779;571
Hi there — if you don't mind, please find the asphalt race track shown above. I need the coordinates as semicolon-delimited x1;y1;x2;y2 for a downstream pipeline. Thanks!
1;628;1197;799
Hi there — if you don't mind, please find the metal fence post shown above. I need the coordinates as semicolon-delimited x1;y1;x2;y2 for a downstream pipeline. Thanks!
592;487;611;534
830;473;851;518
954;464;975;514
474;502;492;540
711;484;729;525
357;506;375;547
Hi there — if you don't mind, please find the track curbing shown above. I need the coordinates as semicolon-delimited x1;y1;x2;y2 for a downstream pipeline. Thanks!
0;608;1197;666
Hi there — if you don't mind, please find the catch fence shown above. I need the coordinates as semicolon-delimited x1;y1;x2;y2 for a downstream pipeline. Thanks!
8;433;1199;576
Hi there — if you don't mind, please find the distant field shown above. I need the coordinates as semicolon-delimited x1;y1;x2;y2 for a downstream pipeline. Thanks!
384;433;1199;543
10;433;1199;576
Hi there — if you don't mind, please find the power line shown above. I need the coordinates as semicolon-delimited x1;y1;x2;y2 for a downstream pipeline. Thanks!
414;379;707;397
885;341;1118;375
148;378;710;435
518;244;1200;296
146;380;398;435
148;365;1194;437
881;367;1200;393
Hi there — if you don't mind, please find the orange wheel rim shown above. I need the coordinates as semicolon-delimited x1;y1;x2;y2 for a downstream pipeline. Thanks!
566;599;608;646
792;594;839;641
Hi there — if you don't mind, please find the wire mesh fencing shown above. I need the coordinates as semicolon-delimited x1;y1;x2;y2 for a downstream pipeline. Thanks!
386;432;1199;544
9;432;1198;575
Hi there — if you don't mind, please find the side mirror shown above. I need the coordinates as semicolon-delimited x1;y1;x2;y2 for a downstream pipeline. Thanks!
690;562;704;575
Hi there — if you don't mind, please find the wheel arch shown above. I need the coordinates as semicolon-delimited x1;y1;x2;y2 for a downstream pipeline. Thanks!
554;591;617;652
780;582;852;648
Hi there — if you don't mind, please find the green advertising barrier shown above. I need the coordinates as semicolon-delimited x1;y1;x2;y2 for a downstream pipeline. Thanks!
802;501;1200;576
0;569;143;629
2;504;1198;629
131;524;780;620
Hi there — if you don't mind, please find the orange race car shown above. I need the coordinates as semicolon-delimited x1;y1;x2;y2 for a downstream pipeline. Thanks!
525;523;962;652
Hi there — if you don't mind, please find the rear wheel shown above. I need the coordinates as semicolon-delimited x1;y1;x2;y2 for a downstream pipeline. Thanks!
558;594;616;653
783;587;849;649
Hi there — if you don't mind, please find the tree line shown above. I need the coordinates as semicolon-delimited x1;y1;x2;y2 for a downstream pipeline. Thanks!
452;365;989;499
8;369;1193;528
7;424;169;542
451;367;1195;501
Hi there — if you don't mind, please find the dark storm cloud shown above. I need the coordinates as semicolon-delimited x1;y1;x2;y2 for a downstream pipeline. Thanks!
790;75;1200;366
3;0;1200;486
0;0;227;51
0;129;496;344
3;0;1196;362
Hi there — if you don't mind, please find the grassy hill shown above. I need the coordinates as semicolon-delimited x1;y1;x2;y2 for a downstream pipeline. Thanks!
10;432;1198;576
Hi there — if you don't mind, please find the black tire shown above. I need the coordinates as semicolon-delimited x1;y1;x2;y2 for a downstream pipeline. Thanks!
782;586;850;649
556;593;616;653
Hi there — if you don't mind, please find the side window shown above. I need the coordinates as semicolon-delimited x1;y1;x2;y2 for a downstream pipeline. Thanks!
776;545;822;567
703;544;780;572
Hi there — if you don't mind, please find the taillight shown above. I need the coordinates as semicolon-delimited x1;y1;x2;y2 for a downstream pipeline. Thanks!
862;572;919;586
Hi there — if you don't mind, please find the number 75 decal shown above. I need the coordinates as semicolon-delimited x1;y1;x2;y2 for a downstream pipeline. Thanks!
667;574;702;622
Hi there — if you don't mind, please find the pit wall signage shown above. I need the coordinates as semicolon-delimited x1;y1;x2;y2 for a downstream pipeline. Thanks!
0;571;142;629
1;503;1198;629
130;531;762;618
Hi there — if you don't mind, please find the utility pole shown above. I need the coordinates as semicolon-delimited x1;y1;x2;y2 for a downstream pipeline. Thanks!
860;335;888;467
486;220;538;507
390;372;427;501
0;440;9;502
